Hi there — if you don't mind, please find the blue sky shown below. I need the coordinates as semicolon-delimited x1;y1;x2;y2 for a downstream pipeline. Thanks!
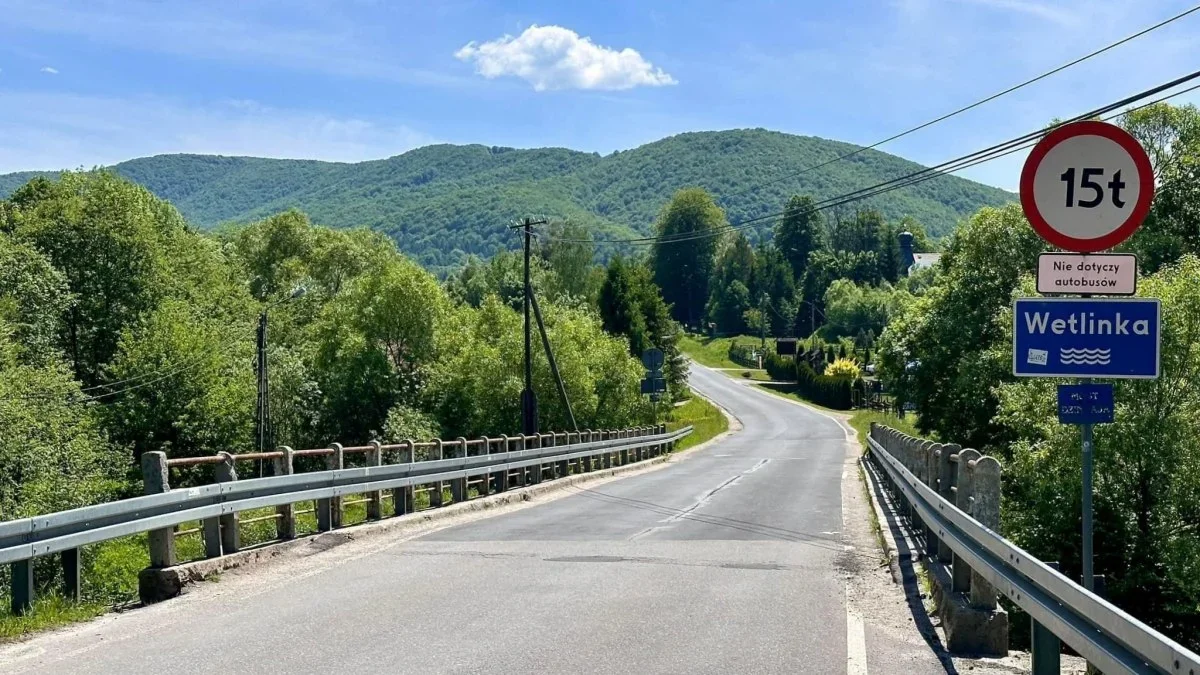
1;0;1198;190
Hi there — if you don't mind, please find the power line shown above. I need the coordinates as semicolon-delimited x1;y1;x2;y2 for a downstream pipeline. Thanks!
535;70;1200;248
711;3;1200;204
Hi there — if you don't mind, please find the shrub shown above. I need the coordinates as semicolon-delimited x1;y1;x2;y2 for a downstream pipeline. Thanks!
795;363;854;409
727;340;758;368
824;358;862;380
763;352;794;381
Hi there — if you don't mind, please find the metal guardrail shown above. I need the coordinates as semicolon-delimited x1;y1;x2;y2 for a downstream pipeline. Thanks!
3;425;691;613
868;424;1200;675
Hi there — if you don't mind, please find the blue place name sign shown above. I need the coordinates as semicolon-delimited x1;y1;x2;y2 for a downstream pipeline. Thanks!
1057;383;1114;424
1013;298;1160;379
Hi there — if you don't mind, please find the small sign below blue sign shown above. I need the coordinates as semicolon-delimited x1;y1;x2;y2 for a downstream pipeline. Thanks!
1013;298;1160;379
1057;384;1114;424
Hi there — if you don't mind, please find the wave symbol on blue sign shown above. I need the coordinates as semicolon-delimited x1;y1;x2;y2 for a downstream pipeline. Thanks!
1060;348;1111;365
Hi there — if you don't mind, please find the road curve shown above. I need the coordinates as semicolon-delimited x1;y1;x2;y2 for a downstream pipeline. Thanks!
1;365;894;675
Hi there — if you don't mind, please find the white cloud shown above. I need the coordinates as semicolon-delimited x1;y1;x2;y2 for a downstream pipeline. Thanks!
455;25;676;91
0;92;436;173
40;66;58;74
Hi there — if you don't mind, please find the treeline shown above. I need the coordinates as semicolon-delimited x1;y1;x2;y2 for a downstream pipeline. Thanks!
646;186;934;346
876;103;1200;648
0;173;680;524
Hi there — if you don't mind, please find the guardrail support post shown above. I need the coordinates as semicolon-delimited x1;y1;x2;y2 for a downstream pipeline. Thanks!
215;452;240;555
430;439;444;507
969;457;1001;610
600;431;612;468
62;547;81;602
274;446;296;539
1031;562;1062;675
452;437;469;502
11;560;33;615
142;451;176;568
367;441;384;520
953;449;981;593
479;437;492;497
620;430;629;465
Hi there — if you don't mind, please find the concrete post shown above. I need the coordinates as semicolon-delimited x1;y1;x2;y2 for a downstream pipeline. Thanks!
937;444;959;565
1031;562;1063;675
580;430;593;472
529;434;542;484
512;435;526;487
317;443;344;531
367;441;384;520
923;443;940;558
489;432;504;492
969;456;1001;610
429;439;444;507
452;437;469;502
393;440;415;515
274;446;296;539
216;452;240;555
601;431;612;469
952;448;982;593
620;429;629;465
555;433;569;478
478;437;492;497
496;435;510;492
142;451;175;568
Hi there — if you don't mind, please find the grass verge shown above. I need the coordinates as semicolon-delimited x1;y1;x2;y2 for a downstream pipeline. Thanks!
846;409;923;448
678;334;761;369
667;394;728;452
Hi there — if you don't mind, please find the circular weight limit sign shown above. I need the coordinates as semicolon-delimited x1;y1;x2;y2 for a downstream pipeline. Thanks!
1020;121;1154;252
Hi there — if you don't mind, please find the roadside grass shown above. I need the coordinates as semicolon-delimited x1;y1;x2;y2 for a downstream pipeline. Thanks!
847;410;923;448
738;369;772;381
667;394;728;452
678;334;761;369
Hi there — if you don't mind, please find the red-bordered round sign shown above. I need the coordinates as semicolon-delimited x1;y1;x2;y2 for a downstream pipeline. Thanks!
1019;121;1154;253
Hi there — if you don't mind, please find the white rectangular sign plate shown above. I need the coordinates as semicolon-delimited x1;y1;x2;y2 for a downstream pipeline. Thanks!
1037;253;1137;295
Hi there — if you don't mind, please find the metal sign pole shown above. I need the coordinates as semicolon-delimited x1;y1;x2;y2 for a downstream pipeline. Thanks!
1080;377;1094;592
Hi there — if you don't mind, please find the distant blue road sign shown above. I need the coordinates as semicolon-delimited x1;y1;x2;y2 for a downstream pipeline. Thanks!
1013;298;1160;379
1057;383;1114;424
641;377;667;394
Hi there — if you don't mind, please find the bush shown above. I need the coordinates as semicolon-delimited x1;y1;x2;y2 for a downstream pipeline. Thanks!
824;358;862;380
763;352;794;381
727;340;758;368
795;363;854;409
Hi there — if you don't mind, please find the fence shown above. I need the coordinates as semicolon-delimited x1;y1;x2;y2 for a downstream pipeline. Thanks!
868;424;1200;675
3;424;690;614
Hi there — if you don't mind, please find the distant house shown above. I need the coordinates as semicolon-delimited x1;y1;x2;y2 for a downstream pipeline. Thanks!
898;231;941;276
910;253;941;272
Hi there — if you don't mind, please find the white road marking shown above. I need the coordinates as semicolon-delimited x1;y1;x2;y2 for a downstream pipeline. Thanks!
846;582;870;674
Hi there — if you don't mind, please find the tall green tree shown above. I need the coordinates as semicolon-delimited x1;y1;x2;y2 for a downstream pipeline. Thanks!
7;172;189;386
538;221;600;302
774;195;826;280
598;257;687;399
651;188;725;328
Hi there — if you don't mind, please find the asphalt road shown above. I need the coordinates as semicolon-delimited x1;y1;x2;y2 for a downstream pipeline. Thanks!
0;364;933;674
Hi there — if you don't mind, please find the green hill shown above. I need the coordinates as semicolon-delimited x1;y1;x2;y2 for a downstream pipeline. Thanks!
0;129;1014;270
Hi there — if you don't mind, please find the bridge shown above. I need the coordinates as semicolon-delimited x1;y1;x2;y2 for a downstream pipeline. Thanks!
1;365;1197;674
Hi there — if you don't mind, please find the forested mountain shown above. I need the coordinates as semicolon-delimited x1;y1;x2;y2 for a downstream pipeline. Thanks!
0;129;1014;270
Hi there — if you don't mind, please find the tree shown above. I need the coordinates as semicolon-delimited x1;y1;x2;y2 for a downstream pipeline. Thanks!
652;188;725;328
598;257;687;400
876;203;1046;448
775;195;826;281
538;221;599;302
7;172;189;386
0;327;121;519
0;232;72;366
